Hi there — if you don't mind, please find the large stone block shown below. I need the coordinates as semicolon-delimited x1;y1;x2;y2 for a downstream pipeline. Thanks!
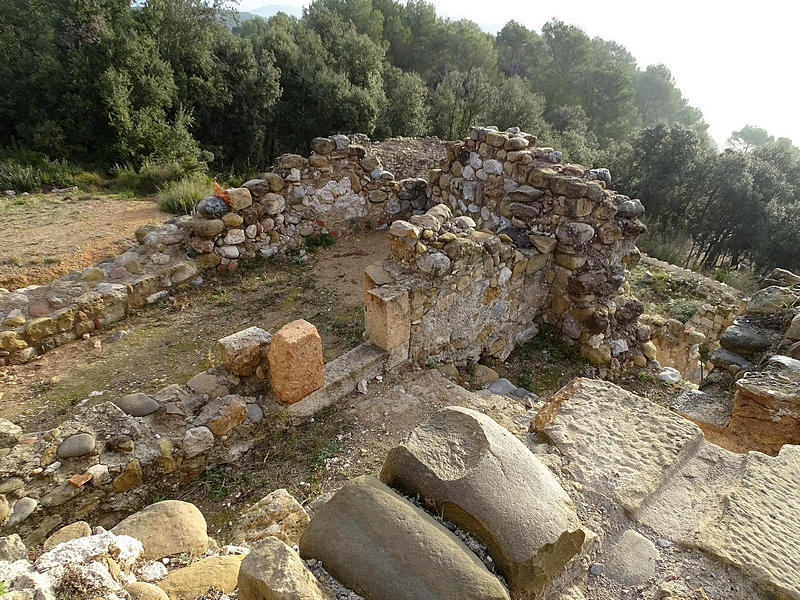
267;320;324;404
381;406;584;596
299;475;510;600
239;536;326;600
218;326;272;377
111;500;208;560
364;285;410;351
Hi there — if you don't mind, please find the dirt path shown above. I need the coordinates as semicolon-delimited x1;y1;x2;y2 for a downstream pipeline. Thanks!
0;193;167;289
0;229;389;432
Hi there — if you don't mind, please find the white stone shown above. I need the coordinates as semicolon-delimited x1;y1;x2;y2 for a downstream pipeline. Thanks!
224;229;246;245
183;427;214;459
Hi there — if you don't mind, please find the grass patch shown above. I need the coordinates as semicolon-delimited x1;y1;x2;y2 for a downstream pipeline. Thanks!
156;173;210;215
111;160;192;195
0;157;75;192
306;233;336;252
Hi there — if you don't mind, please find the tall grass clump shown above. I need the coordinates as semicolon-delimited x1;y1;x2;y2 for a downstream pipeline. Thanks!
636;228;687;266
111;160;190;195
0;157;75;192
156;173;211;214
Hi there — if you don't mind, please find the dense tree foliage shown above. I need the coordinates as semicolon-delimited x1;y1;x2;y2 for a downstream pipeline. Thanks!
1;0;798;271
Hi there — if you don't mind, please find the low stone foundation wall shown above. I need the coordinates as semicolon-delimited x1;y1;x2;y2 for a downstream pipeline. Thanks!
0;323;400;545
0;135;423;366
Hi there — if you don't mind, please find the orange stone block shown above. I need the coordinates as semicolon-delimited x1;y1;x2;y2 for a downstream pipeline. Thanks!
268;320;324;404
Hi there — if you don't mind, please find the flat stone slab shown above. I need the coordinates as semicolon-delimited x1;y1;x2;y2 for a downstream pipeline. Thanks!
299;475;510;600
535;377;800;600
697;445;800;600
533;378;704;515
381;406;584;595
671;388;732;428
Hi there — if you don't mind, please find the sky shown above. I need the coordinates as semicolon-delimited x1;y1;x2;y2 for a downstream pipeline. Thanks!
237;0;799;148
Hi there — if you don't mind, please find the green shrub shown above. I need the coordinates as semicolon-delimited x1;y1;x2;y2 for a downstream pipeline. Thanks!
306;233;335;252
156;173;211;215
0;158;74;192
664;297;701;323
73;171;103;191
111;160;191;195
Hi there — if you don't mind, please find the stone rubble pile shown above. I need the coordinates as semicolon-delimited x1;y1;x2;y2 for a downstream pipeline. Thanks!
0;317;389;544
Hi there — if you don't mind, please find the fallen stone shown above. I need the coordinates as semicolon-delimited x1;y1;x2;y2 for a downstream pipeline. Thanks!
381;407;584;595
268;320;324;404
183;426;214;459
604;530;658;586
710;347;751;370
720;323;771;356
231;488;309;547
747;285;799;314
658;367;682;384
238;536;326;600
56;432;95;458
472;364;498;386
157;554;244;600
43;521;92;551
533;378;703;514
114;393;160;417
0;418;22;448
299;475;510;600
487;377;517;395
127;582;168;600
218;327;272;377
111;500;208;560
0;534;27;562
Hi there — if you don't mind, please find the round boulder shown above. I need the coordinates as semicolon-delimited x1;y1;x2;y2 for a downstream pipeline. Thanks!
111;500;208;560
57;432;96;458
115;393;160;417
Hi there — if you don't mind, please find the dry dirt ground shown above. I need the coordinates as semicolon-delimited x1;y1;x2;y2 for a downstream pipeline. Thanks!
0;192;168;289
0;229;388;432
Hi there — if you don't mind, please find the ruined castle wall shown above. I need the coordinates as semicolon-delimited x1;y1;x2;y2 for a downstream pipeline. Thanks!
0;135;420;366
365;207;545;365
405;126;648;369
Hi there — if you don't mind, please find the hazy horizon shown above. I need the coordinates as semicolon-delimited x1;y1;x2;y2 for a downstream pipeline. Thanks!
238;0;798;149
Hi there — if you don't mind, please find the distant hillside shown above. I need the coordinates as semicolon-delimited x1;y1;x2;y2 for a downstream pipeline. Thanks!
242;4;304;20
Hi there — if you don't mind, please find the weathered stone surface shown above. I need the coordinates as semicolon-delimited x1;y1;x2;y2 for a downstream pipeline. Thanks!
43;521;92;550
183;426;214;459
299;475;510;600
232;488;309;546
728;366;800;453
0;418;23;448
747;285;799;314
218;326;272;377
238;536;326;600
364;285;410;351
127;582;168;600
226;187;253;210
0;534;27;562
196;195;229;219
204;395;248;436
267;320;324;404
158;555;244;600
7;497;37;526
381;406;584;594
697;445;800;600
720;323;771;355
57;432;95;458
114;393;160;417
604;530;658;586
111;500;208;560
112;459;143;492
0;331;27;351
533;378;703;514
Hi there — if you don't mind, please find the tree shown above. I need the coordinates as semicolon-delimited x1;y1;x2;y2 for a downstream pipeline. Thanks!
485;76;547;136
728;125;774;152
376;65;428;138
430;68;495;140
